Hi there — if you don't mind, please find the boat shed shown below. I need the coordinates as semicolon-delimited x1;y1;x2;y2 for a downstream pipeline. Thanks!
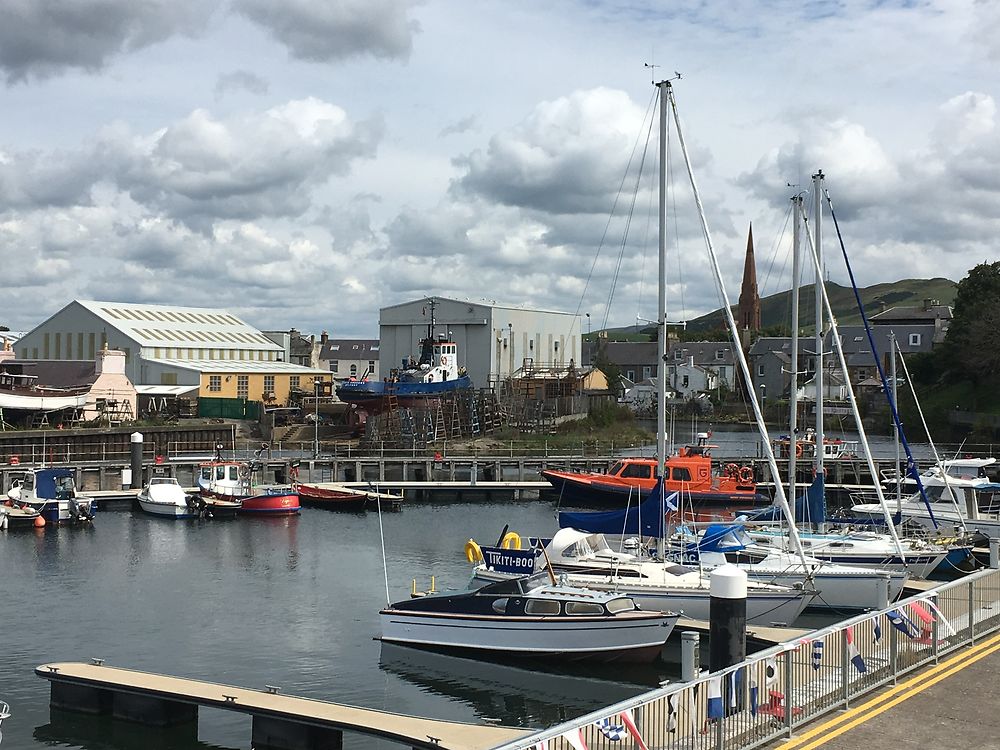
15;300;331;403
379;297;582;391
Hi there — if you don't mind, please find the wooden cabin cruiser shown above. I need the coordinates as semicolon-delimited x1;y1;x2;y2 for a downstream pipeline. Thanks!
469;529;812;626
379;572;678;663
541;434;767;510
7;468;94;526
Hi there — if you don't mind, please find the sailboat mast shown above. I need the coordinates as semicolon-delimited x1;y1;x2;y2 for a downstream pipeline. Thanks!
891;331;901;517
812;170;825;487
656;81;669;482
788;194;802;525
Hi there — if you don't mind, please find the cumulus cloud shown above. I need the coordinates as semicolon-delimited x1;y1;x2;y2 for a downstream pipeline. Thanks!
0;0;217;83
439;116;478;138
456;88;648;215
233;0;419;63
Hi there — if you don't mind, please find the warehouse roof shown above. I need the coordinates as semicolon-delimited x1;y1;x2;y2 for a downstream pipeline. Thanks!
74;300;282;351
143;358;329;375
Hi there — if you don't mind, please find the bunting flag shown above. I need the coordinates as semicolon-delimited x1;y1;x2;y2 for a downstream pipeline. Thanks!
595;717;628;741
535;742;548;750
728;670;740;710
706;676;724;719
618;708;649;750
923;598;957;637
846;626;867;673
749;677;759;717
887;609;919;639
561;728;588;750
873;616;883;644
666;694;678;733
764;657;778;689
665;491;679;512
909;601;936;643
811;640;824;671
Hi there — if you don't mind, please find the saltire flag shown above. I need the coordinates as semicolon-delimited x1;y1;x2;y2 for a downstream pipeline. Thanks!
665;491;679;512
749;677;758;717
728;669;740;710
811;640;824;671
846;626;867;673
873;616;882;644
595;717;628;741
706;676;724;719
561;728;588;750
887;609;919;639
617;708;649;750
923;598;957;637
666;694;678;732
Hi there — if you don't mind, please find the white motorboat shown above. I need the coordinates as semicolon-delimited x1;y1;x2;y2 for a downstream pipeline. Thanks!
380;571;678;663
137;476;199;519
470;529;813;626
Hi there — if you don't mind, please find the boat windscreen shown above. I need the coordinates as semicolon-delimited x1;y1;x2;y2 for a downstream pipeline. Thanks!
606;598;637;614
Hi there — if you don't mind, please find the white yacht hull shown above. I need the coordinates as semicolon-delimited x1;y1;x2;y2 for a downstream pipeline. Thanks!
137;482;196;519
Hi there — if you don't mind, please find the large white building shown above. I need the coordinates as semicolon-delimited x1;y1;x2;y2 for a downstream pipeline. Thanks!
16;300;329;402
379;297;582;389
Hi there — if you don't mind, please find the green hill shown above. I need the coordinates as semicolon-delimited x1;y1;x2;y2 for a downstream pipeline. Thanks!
686;277;958;334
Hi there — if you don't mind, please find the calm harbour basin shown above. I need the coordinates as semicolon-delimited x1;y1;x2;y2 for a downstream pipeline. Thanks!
2;495;692;750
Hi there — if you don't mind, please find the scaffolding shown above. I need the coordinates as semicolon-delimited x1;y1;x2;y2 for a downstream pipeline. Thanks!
362;388;502;448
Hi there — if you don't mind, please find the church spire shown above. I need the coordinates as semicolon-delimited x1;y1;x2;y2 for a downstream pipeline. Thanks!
738;223;761;332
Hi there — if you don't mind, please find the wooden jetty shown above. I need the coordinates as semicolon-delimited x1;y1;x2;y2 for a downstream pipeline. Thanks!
36;661;527;750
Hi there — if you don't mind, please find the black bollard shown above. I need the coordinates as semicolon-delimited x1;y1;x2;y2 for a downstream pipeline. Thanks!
129;432;144;490
710;565;747;712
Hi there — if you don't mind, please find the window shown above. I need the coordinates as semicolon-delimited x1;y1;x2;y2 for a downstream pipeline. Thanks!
909;333;922;346
758;364;765;377
209;375;221;392
524;599;561;615
350;364;357;376
289;376;300;390
620;463;652;479
54;332;61;358
491;598;508;614
43;333;49;358
606;599;636;614
368;360;375;369
331;360;339;373
672;467;692;482
215;465;225;480
237;375;249;398
626;369;635;381
160;373;177;385
675;349;682;360
566;602;605;616
682;375;689;388
642;366;652;380
263;375;275;394
716;349;725;360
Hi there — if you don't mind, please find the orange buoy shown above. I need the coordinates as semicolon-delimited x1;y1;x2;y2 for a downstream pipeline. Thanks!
34;515;46;528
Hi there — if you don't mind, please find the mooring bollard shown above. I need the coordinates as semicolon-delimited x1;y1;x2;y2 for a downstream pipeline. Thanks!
990;538;1000;569
128;432;143;490
681;631;700;682
709;565;748;672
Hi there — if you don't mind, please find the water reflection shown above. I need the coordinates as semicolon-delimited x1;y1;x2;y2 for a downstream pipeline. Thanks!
35;708;238;750
378;643;662;728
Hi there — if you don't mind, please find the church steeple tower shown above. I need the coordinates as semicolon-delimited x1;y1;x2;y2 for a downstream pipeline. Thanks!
738;223;761;333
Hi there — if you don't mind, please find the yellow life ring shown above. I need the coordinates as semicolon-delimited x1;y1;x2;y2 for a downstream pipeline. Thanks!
500;531;521;550
464;539;483;563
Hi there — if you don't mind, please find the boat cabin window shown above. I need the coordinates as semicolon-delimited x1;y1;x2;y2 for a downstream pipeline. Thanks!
215;466;226;480
605;598;637;614
608;462;625;476
55;475;75;493
201;467;212;481
524;599;561;616
23;474;34;492
621;464;652;479
491;598;508;614
566;601;606;616
671;467;692;482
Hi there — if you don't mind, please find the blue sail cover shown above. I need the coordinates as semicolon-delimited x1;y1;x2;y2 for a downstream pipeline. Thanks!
558;479;679;537
746;474;826;524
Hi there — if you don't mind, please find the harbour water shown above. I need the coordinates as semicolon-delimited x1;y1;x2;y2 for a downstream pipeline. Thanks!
1;497;679;750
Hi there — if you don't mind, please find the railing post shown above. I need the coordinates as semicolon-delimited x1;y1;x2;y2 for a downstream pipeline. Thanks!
841;628;850;708
932;597;940;663
783;649;794;737
970;580;977;644
890;615;899;683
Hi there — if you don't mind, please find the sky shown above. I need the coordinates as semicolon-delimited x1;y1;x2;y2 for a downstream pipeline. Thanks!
1;0;997;339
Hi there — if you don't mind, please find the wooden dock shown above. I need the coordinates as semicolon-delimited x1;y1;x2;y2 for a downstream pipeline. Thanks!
37;662;528;750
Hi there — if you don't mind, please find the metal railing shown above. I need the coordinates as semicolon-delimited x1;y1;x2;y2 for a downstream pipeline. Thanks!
490;566;1000;750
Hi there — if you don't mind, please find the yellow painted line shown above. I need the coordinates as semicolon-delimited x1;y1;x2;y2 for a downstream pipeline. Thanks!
779;630;1000;750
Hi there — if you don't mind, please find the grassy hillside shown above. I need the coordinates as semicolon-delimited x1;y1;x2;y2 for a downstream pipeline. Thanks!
686;277;958;334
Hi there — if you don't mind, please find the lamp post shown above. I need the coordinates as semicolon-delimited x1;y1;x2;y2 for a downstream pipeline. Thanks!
759;383;767;419
586;312;591;337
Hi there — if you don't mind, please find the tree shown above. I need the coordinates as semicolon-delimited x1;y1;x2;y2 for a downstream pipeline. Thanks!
592;339;625;397
943;262;1000;385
